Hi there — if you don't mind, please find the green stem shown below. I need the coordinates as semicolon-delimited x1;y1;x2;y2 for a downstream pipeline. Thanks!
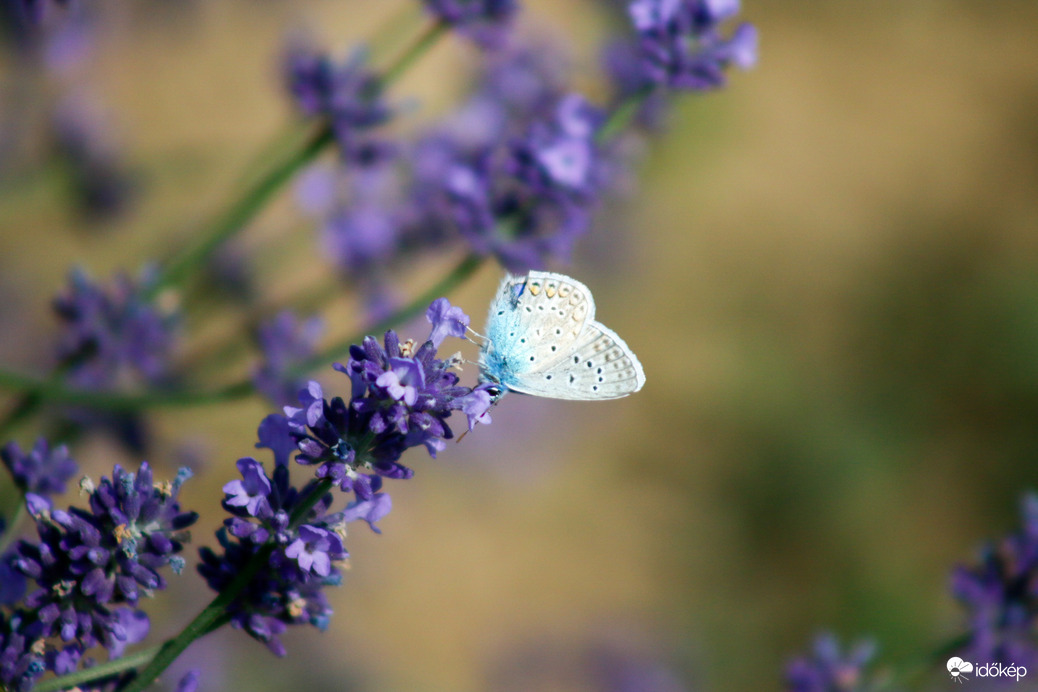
0;497;25;556
33;645;163;692
0;359;77;441
291;252;485;376
34;613;233;692
147;124;334;298
378;20;446;88
597;88;655;144
0;369;253;411
885;632;971;690
120;480;335;692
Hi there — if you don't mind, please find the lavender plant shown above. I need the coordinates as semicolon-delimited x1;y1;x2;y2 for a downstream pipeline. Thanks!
0;1;759;690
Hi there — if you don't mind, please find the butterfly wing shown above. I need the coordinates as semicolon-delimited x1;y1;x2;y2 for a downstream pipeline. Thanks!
506;321;646;400
479;272;596;385
479;271;645;400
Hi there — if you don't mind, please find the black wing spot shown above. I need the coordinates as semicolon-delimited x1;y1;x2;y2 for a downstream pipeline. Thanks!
497;310;504;316
597;367;603;374
525;307;532;312
569;374;576;383
555;329;562;335
520;338;526;343
593;385;599;391
573;355;579;364
529;356;535;361
550;345;556;352
598;377;603;382
546;375;552;380
586;361;593;368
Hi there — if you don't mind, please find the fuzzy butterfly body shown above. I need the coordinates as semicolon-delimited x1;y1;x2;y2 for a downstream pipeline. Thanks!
478;272;646;400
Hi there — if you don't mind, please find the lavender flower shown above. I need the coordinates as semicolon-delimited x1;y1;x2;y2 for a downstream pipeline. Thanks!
1;437;77;501
426;297;470;347
624;0;757;92
284;525;345;577
11;462;196;651
785;633;882;692
253;311;324;408
284;40;393;164
423;0;518;49
52;267;178;390
199;456;346;656
951;493;1038;669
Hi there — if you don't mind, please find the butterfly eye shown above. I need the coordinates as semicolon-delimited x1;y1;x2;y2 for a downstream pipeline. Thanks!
486;384;504;400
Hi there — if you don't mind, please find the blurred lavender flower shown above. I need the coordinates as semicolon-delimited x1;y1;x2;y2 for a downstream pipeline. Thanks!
317;162;404;275
951;493;1038;669
0;0;74;53
284;39;393;165
621;0;757;93
52;266;179;390
785;633;882;692
176;669;201;692
1;437;77;501
253;311;324;408
52;92;134;221
199;455;345;656
422;0;518;49
489;630;691;692
0;612;44;692
436;92;608;272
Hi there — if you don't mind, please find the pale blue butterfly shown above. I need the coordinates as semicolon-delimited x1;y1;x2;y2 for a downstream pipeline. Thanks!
477;272;646;401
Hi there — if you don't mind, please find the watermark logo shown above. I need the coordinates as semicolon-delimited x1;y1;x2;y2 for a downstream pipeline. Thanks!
946;657;1028;684
947;657;973;684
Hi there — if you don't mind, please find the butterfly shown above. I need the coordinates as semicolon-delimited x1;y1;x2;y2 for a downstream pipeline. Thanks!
477;271;646;401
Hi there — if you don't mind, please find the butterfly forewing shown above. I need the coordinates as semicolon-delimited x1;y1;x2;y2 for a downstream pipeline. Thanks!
481;272;597;380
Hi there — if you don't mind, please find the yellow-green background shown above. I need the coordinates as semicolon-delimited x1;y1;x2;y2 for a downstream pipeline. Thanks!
2;1;1038;690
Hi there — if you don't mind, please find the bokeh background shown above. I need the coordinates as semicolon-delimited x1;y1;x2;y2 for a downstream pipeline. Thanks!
2;1;1038;690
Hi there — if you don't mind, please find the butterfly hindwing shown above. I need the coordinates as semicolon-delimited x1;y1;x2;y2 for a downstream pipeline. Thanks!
505;321;646;400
